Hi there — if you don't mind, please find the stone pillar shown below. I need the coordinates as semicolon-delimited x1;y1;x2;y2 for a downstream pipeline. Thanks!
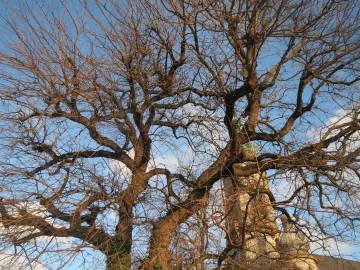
223;163;279;269
278;215;319;270
223;162;319;270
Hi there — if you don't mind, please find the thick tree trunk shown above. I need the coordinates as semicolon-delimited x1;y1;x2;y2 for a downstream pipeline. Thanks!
142;222;173;270
105;232;132;270
106;250;131;270
104;204;133;270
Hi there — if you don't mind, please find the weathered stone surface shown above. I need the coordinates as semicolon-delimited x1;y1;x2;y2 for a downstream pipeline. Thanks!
223;162;320;270
223;163;280;269
277;216;319;270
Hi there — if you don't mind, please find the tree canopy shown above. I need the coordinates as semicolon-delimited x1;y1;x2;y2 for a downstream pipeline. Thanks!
0;0;359;269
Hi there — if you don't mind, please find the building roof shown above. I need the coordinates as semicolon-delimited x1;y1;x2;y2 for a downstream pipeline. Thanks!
316;256;360;270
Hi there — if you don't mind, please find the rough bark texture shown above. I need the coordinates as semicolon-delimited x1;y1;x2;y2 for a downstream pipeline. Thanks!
106;250;131;270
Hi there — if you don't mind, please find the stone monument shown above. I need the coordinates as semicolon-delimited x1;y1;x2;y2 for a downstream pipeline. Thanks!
278;215;319;270
223;162;319;270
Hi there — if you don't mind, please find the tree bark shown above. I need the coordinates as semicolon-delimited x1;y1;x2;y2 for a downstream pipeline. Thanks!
106;251;131;270
105;233;132;270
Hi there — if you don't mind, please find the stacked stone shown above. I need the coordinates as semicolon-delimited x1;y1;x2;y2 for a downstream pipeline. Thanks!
278;216;319;270
223;162;319;270
223;163;279;269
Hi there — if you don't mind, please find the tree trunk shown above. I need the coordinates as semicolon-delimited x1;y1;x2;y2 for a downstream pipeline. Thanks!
141;220;174;269
106;250;131;270
105;233;132;270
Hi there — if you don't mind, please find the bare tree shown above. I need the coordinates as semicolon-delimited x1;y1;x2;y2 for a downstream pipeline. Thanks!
0;0;359;269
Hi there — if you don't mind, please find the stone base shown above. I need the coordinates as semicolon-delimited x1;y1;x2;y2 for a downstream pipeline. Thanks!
278;255;319;270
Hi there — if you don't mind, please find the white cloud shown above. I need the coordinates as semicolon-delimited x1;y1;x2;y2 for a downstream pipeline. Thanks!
311;237;359;260
307;109;360;148
0;253;47;270
148;153;181;171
